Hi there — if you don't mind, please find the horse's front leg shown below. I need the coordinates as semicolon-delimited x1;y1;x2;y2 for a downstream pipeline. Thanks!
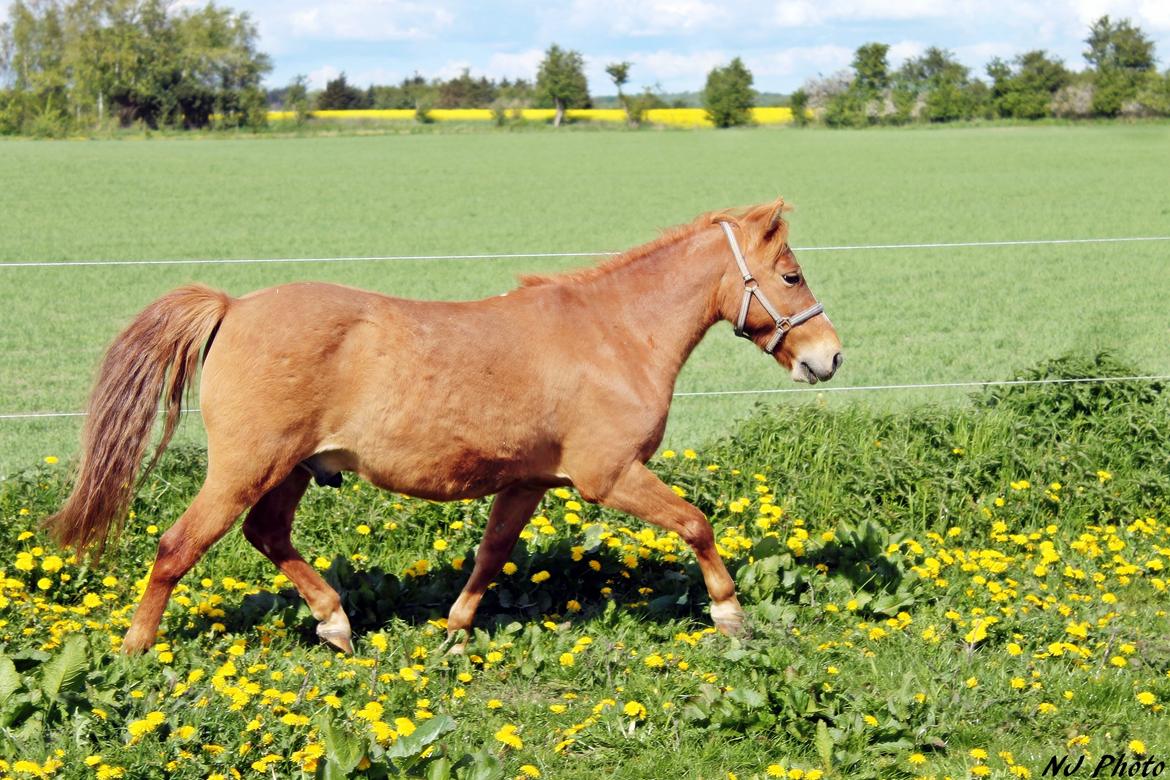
592;462;747;636
445;484;546;652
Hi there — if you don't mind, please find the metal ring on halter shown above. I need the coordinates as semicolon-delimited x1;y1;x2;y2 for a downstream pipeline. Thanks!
718;220;826;355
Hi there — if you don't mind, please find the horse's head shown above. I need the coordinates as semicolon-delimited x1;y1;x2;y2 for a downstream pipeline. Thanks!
713;199;842;384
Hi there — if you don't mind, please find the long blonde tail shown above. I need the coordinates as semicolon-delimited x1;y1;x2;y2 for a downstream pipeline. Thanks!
46;285;231;555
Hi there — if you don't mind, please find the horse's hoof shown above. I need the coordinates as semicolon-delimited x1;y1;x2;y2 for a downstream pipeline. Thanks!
120;636;151;656
316;608;353;654
711;599;750;638
443;629;468;656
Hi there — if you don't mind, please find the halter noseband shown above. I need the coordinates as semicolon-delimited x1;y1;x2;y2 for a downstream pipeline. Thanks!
719;220;824;355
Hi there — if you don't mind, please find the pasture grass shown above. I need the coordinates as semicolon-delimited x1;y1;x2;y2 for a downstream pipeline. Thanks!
0;353;1167;778
2;124;1170;474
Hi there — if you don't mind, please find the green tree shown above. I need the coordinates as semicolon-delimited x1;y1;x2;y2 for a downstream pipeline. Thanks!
852;43;890;96
1083;16;1157;116
895;47;980;123
285;74;309;125
317;73;368;110
988;50;1069;119
437;68;496;108
788;88;809;126
1085;15;1155;71
703;57;755;128
535;44;589;126
605;60;633;124
0;0;270;132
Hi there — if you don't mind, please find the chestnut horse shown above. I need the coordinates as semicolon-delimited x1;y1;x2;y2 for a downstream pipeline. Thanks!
48;198;842;654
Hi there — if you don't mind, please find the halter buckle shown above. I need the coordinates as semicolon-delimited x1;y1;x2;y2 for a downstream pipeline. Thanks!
776;318;792;332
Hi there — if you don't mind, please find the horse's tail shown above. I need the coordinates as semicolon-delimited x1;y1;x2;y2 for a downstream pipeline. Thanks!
46;284;232;556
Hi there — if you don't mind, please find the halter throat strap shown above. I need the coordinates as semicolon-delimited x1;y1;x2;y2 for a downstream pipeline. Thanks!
718;220;824;355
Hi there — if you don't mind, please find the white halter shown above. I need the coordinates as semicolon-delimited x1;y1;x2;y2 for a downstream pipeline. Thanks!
719;221;825;355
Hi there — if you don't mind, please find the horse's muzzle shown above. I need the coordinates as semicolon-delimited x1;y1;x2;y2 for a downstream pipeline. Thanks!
793;351;843;384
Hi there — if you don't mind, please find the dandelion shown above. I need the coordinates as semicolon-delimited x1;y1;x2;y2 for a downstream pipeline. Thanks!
1137;691;1156;706
356;701;384;722
1130;740;1146;755
623;701;647;719
559;653;575;667
495;723;523;749
502;562;518;575
487;699;503;709
530;570;550;584
644;654;665;668
519;766;541;778
127;711;166;738
908;754;927;765
44;455;58;464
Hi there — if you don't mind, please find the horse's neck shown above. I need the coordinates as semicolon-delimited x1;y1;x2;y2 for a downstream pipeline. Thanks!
577;230;724;379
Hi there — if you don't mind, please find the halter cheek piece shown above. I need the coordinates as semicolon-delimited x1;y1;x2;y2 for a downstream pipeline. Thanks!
719;221;824;355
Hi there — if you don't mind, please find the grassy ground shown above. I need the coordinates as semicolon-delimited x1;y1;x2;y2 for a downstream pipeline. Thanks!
2;124;1170;474
0;354;1167;778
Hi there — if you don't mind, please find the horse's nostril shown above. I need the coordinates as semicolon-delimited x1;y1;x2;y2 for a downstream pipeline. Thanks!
832;352;844;371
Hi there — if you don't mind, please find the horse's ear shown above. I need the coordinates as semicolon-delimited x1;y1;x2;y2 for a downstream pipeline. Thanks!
762;197;791;242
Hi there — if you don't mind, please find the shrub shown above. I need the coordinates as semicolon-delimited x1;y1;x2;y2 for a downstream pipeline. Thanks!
788;89;809;126
703;57;755;128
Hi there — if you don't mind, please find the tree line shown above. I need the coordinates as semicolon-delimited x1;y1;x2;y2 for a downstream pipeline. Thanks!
2;3;1167;135
0;0;269;135
787;17;1169;127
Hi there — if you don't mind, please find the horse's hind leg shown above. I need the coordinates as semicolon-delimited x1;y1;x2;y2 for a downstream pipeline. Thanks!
242;470;353;653
446;484;546;652
122;476;257;654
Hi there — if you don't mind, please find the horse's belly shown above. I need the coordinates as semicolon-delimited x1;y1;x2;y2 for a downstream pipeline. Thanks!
353;442;549;501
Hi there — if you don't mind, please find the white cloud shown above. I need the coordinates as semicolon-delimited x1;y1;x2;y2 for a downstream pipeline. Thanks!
887;40;928;67
1073;0;1170;32
774;0;961;27
567;0;724;36
485;49;546;80
751;45;856;78
306;64;342;90
288;1;453;41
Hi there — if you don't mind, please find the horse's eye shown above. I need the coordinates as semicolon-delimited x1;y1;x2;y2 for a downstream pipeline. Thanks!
782;272;801;286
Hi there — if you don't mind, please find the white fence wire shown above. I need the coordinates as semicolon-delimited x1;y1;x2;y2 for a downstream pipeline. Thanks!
3;375;1167;422
1;235;1169;269
2;232;1168;421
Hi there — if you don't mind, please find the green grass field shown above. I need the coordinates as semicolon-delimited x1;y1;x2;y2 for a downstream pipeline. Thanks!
2;124;1170;475
2;126;1170;777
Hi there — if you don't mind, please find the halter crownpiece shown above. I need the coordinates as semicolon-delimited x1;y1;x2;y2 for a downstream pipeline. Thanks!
719;220;825;355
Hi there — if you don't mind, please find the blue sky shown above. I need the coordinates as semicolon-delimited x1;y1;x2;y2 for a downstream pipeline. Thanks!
6;1;1170;92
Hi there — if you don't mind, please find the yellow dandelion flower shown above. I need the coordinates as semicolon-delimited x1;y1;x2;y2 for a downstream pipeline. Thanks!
623;701;647;719
495;723;523;749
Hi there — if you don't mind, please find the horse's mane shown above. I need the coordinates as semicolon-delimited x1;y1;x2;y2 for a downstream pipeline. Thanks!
518;201;790;288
